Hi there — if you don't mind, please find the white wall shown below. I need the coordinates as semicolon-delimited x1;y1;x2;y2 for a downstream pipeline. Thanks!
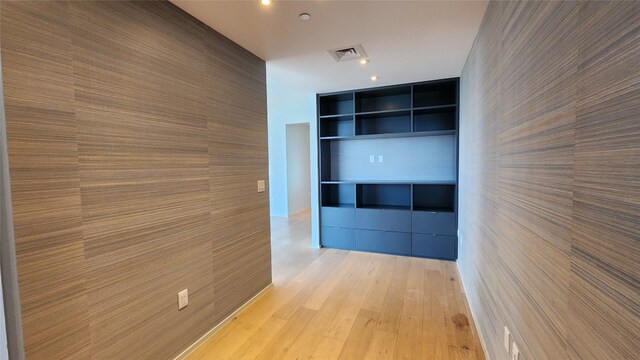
286;123;311;216
266;74;320;247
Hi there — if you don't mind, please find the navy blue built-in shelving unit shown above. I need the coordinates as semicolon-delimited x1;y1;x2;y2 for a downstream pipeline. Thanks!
317;78;459;261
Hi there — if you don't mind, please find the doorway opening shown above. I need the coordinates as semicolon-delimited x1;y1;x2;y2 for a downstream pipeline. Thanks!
285;123;311;217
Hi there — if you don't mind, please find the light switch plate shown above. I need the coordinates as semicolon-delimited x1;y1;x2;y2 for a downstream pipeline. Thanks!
504;326;511;353
378;155;384;162
369;155;375;163
257;180;266;193
511;342;520;360
178;289;188;310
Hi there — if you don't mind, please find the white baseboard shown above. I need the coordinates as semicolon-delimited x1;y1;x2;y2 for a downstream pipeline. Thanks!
173;283;274;360
456;262;490;360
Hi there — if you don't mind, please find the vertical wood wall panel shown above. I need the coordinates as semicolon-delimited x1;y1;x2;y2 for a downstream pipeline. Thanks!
1;1;271;359
458;2;504;357
569;3;640;359
204;28;271;324
496;3;577;357
70;2;215;359
459;2;640;360
0;2;92;359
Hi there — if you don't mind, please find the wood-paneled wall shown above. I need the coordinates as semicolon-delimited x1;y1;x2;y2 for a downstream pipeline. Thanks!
458;2;639;359
0;1;270;359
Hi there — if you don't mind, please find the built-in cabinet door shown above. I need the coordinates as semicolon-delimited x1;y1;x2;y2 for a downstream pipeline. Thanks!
321;207;355;228
355;229;411;256
412;234;456;260
321;226;355;250
412;211;456;235
355;208;411;232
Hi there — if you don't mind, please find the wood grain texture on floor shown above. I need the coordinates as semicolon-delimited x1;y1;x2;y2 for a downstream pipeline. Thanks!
186;213;485;360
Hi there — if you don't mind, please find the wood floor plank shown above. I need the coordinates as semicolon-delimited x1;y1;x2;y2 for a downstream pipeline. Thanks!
337;309;380;360
186;319;254;360
361;255;396;313
448;345;477;360
376;256;412;333
364;330;398;359
185;215;484;360
272;251;349;321
393;258;426;359
441;263;478;355
310;336;344;360
422;269;450;359
254;307;317;360
302;251;362;310
282;253;369;360
323;254;383;342
226;317;288;360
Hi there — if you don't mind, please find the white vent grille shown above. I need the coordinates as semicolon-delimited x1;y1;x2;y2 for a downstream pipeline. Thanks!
328;44;367;62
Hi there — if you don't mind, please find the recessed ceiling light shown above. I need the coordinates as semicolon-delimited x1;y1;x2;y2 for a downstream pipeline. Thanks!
260;0;271;5
299;13;311;21
360;58;369;65
371;75;379;81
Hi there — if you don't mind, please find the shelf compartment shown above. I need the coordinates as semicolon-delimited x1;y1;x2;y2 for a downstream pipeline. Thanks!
320;140;333;181
356;183;411;210
319;93;354;117
355;86;411;113
413;107;456;132
320;115;354;137
322;129;455;141
413;184;455;212
356;110;411;135
413;80;457;108
321;183;355;208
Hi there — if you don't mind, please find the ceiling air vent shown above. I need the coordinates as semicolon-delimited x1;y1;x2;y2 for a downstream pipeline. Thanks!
328;44;367;62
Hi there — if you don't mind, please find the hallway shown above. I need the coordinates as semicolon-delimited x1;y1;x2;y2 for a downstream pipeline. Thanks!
186;212;485;359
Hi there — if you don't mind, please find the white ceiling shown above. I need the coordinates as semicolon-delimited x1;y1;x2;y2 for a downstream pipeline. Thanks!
172;0;488;93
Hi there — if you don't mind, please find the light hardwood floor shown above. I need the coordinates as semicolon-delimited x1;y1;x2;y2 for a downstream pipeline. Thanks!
186;211;485;360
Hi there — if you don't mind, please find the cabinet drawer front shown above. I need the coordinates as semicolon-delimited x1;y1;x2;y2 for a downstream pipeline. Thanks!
321;207;355;228
355;208;411;232
321;227;355;250
355;229;411;256
412;212;456;235
412;234;456;260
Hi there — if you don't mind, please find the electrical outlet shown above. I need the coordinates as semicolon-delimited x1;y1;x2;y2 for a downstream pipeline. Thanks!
511;342;520;360
504;326;511;353
369;155;375;163
257;180;266;193
378;155;384;163
178;289;188;310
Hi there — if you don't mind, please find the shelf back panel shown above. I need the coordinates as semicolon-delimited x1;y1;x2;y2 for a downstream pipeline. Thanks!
357;184;411;209
328;136;456;182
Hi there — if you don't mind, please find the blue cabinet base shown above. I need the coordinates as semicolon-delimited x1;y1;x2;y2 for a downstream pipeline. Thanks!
321;227;355;250
321;228;458;261
412;234;456;260
355;229;411;256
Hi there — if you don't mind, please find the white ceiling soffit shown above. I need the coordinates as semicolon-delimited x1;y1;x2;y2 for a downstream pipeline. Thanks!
172;0;488;93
